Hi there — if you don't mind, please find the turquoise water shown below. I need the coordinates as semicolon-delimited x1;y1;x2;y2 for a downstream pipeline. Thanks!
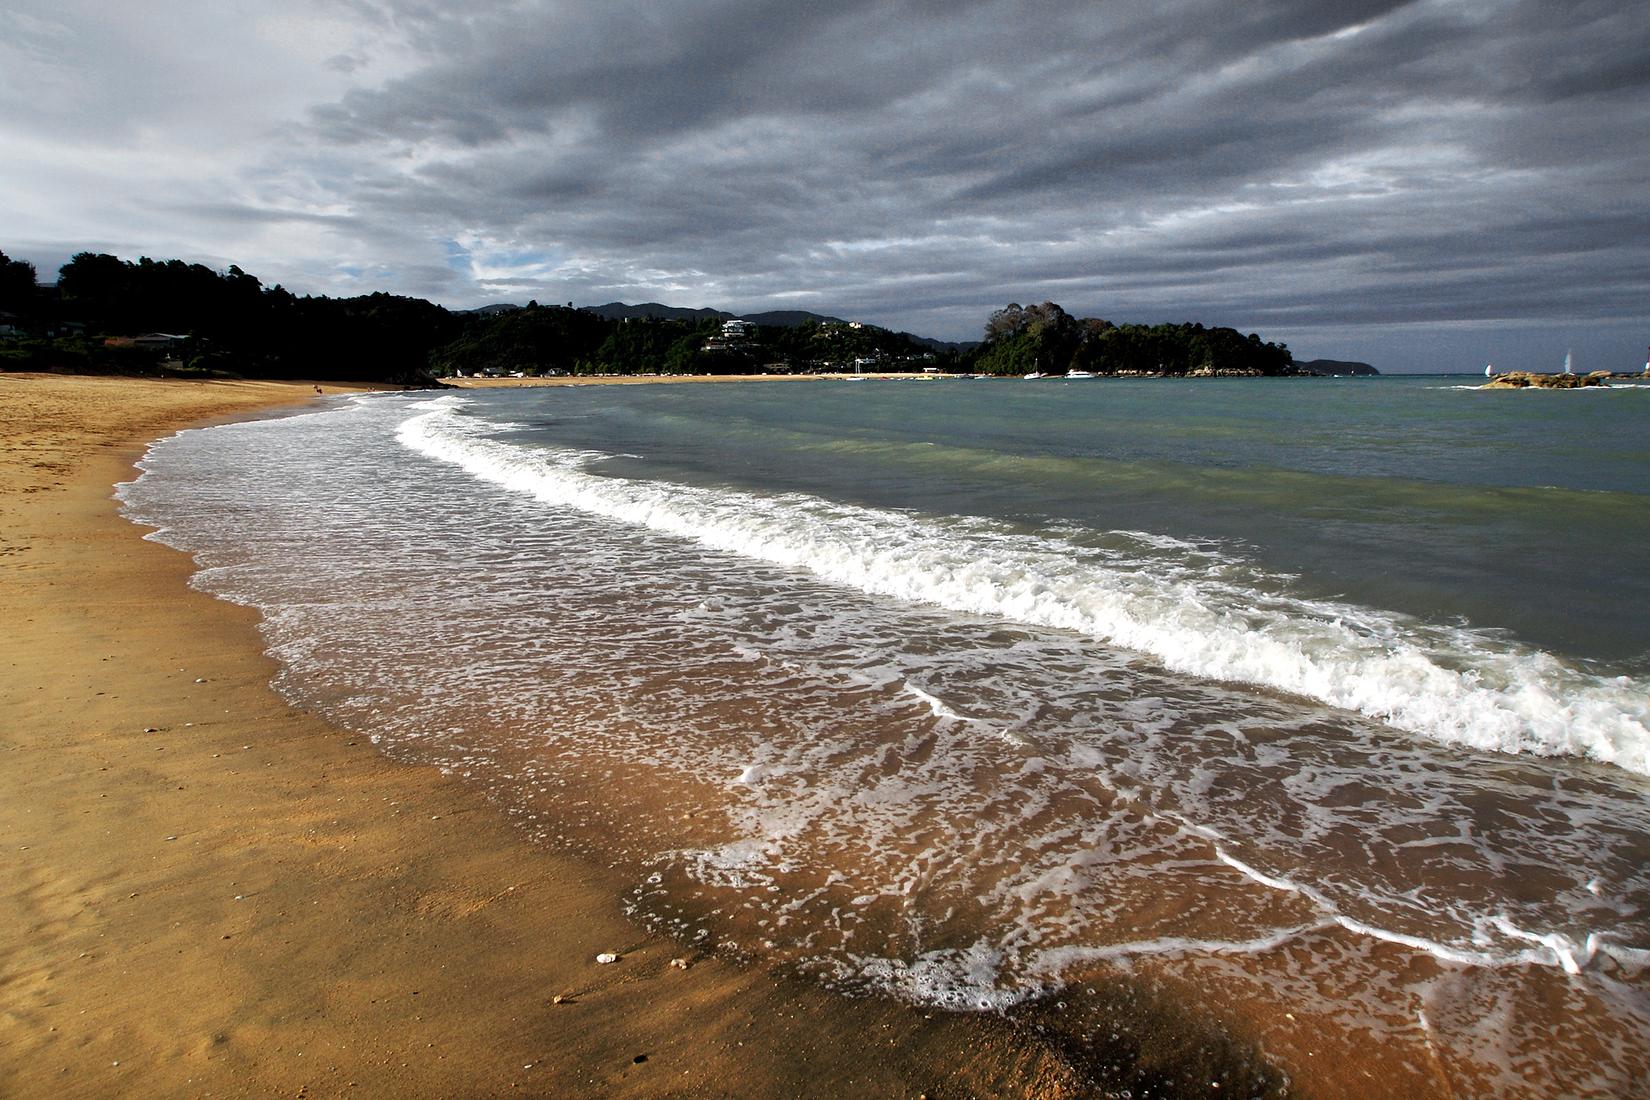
120;376;1650;1095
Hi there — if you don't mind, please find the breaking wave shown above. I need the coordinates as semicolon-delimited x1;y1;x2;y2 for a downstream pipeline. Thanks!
400;397;1650;776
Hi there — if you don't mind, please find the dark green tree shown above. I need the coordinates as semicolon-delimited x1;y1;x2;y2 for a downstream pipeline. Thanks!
0;251;41;322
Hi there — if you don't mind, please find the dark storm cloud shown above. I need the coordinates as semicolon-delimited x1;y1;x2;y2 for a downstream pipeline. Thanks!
6;0;1646;368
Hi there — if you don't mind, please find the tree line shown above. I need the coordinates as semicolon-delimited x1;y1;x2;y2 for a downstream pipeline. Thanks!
1;251;1294;380
426;305;940;377
0;251;943;381
1;250;457;383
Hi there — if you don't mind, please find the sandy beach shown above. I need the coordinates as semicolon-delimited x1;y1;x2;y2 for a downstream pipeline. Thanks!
0;372;1106;1098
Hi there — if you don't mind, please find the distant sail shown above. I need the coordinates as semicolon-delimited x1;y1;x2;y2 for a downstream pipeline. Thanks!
1563;350;1574;375
1484;363;1495;377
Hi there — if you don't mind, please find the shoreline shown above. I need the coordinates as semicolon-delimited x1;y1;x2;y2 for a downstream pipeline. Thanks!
445;371;957;387
0;373;1098;1097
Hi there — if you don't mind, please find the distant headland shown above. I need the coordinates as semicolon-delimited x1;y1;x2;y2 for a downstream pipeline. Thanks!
1293;358;1379;377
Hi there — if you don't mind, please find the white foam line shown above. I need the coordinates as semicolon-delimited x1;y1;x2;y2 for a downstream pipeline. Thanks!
1215;847;1324;902
1031;922;1334;969
1489;916;1598;976
1332;915;1504;969
901;683;984;724
1216;845;1625;973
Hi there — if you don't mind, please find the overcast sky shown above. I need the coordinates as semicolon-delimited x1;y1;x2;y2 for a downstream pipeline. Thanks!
4;0;1646;370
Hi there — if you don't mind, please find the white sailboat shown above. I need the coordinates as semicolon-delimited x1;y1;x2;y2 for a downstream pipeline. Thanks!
1563;350;1574;375
1484;363;1495;377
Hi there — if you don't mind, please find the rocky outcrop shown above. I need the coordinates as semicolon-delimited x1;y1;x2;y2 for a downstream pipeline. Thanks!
1481;371;1611;389
1186;366;1267;377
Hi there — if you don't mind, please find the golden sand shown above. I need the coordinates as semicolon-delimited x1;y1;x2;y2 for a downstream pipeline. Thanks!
0;373;1091;1098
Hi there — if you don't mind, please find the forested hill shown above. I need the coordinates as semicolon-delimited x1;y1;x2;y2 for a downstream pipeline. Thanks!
429;304;940;376
580;302;732;323
971;301;1296;376
581;303;852;328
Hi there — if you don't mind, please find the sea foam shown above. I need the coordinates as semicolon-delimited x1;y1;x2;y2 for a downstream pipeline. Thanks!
398;398;1650;775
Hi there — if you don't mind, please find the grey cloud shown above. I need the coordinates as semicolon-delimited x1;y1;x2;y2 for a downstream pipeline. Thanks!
326;52;371;75
7;0;1647;371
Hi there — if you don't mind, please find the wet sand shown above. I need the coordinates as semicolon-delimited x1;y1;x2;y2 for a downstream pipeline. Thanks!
0;373;1101;1097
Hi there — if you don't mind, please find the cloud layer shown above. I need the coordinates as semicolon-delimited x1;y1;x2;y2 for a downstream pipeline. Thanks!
4;0;1647;368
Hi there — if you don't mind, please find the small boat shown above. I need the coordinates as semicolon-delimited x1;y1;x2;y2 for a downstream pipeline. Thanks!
1023;372;1046;379
1484;363;1495;377
1065;370;1096;379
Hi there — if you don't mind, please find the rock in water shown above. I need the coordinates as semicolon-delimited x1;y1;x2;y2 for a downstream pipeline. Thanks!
1480;370;1609;389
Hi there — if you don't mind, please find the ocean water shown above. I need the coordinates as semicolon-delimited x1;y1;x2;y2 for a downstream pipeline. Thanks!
121;376;1650;1095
